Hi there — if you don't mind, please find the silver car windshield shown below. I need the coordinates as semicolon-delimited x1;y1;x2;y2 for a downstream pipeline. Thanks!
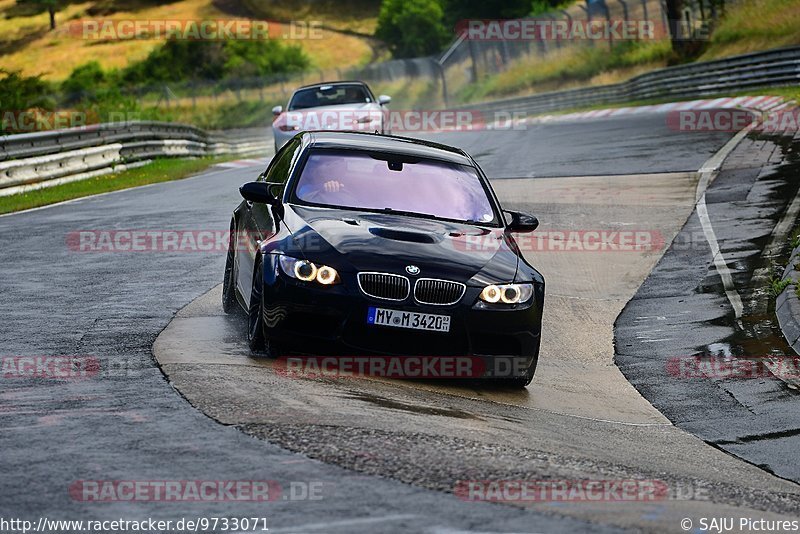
293;149;499;226
288;84;372;110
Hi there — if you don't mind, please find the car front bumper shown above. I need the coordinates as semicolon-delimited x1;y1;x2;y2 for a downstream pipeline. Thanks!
260;259;543;378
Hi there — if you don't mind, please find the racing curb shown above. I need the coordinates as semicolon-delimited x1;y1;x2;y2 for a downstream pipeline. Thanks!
777;245;800;356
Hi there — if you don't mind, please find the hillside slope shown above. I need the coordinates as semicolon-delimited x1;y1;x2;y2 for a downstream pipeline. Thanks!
0;0;381;80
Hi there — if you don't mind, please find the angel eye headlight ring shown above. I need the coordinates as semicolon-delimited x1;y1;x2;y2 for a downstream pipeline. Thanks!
294;260;317;281
278;256;340;285
480;285;502;303
479;283;533;305
316;265;338;285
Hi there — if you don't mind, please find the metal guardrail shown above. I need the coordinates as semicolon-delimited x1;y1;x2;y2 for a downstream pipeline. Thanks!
0;122;211;161
461;46;800;116
0;122;271;197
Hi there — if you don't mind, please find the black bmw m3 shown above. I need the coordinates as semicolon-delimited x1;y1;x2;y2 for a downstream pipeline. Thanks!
223;131;544;386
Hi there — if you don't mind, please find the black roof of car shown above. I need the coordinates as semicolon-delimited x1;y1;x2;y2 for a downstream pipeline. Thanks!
293;81;369;91
303;131;473;166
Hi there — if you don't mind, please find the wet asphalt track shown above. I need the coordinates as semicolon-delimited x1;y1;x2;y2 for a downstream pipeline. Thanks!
1;113;798;532
616;131;800;482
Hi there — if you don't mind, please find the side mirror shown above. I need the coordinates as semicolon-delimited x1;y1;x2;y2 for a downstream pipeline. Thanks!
505;210;539;233
240;182;281;205
378;95;391;105
272;105;283;116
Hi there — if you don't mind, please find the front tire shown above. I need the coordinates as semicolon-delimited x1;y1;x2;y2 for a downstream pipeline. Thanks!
246;260;282;358
247;261;266;351
222;227;238;314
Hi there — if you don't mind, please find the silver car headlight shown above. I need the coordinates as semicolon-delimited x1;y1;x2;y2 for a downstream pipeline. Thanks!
479;283;533;305
278;256;340;285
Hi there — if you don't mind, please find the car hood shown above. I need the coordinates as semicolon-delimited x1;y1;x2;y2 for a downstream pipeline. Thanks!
283;205;519;285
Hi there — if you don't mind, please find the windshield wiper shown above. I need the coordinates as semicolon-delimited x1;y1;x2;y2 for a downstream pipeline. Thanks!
381;207;438;219
381;207;484;225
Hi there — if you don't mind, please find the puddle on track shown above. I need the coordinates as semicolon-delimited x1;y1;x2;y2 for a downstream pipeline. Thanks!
694;135;800;394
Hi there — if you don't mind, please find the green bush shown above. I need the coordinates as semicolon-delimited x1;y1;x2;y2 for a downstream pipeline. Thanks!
61;61;113;102
376;0;449;58
0;69;54;112
121;39;309;85
59;60;139;120
223;40;308;79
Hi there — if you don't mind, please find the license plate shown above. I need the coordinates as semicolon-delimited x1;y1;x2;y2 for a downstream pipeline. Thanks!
367;307;451;333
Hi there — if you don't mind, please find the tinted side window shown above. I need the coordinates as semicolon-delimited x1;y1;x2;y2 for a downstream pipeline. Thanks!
263;139;300;184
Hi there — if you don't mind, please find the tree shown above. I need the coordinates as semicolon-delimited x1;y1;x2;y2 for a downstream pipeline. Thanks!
664;0;710;59
61;61;108;103
664;0;686;53
376;0;449;58
16;0;58;30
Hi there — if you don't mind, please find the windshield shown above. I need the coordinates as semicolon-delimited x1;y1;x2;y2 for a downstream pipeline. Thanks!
288;84;372;110
292;149;499;225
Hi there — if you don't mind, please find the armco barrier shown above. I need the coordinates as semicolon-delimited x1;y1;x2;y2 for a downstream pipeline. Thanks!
0;123;271;197
461;46;800;116
0;145;123;190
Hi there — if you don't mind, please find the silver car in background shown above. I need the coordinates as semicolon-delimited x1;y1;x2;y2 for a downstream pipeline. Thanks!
271;81;391;151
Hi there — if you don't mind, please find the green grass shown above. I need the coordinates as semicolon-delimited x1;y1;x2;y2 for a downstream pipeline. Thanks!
788;223;800;254
456;39;673;103
701;0;800;60
731;86;800;105
0;156;236;215
769;273;793;297
139;100;279;130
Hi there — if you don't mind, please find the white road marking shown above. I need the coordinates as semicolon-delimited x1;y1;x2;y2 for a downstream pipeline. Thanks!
693;113;759;320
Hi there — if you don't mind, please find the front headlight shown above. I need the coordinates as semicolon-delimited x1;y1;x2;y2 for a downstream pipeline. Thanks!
278;256;340;285
479;283;533;305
